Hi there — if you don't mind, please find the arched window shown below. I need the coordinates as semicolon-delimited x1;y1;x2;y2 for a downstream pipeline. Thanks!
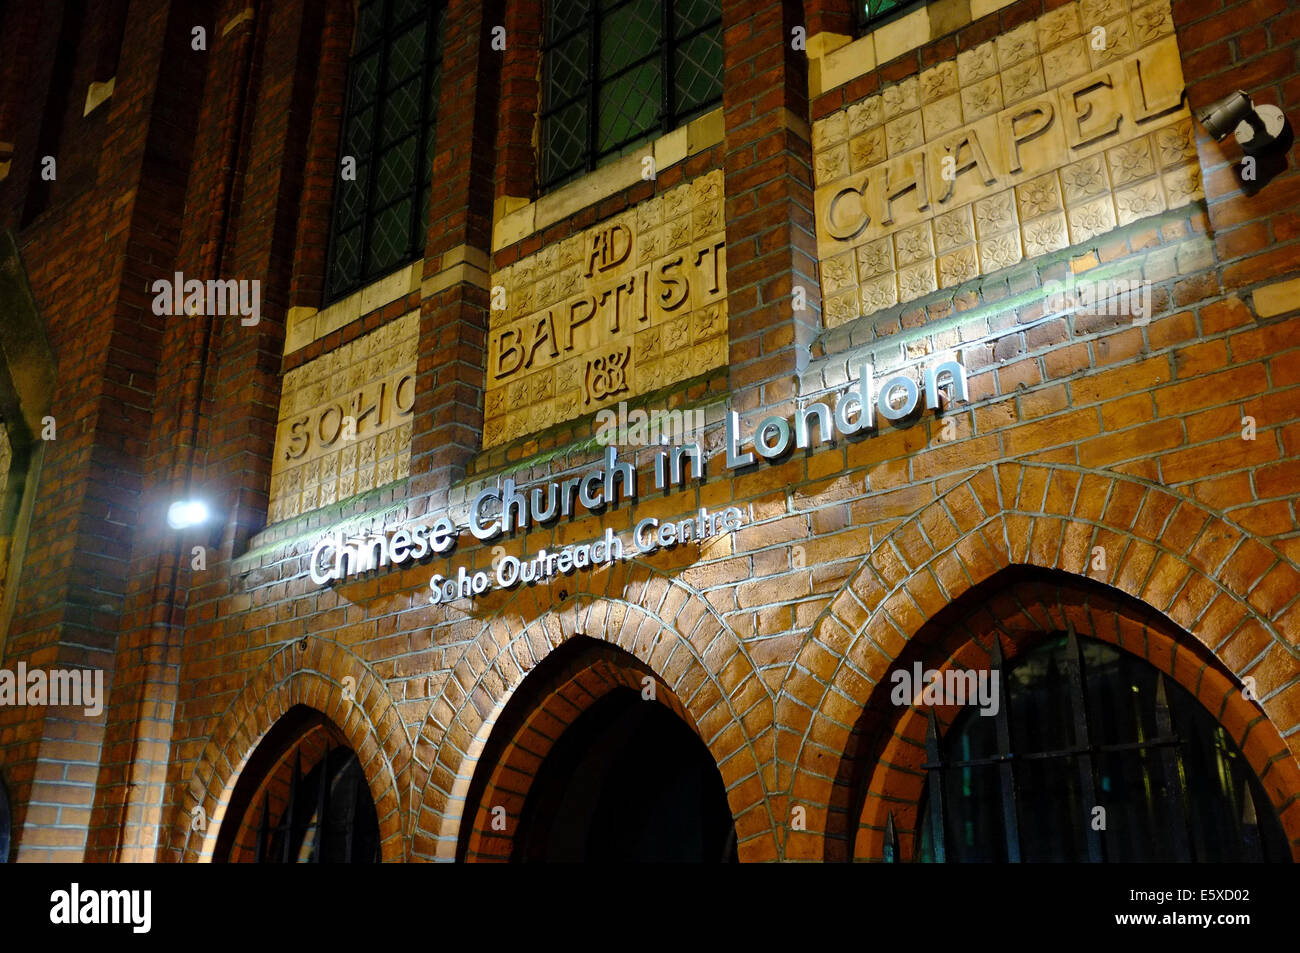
325;0;447;302
539;0;723;191
910;631;1289;862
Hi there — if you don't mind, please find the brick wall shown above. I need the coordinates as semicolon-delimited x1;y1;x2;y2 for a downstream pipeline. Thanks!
0;0;1297;863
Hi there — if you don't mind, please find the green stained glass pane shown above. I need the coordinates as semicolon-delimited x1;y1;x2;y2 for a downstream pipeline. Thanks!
548;0;591;39
546;33;589;109
674;29;722;114
336;161;370;229
542;99;588;185
597;61;660;153
674;0;720;37
344;105;374;157
351;52;380;108
382;78;421;146
375;136;416;206
599;0;660;77
329;225;363;298
433;5;448;57
392;0;425;26
368;197;413;275
354;1;384;51
863;0;907;28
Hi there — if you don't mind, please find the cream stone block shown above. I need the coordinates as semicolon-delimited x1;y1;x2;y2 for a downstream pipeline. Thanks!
535;151;642;233
874;6;930;66
654;126;689;173
971;0;1016;18
493;202;535;251
284;307;318;355
1253;277;1300;318
813;34;876;98
83;78;114;116
687;107;725;154
806;31;853;61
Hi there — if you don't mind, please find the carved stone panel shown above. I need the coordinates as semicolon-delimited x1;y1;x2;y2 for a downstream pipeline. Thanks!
269;311;418;523
484;169;727;448
810;0;1197;327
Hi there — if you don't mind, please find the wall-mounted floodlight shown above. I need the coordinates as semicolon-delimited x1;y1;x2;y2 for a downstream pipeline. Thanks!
1196;90;1291;156
166;500;210;529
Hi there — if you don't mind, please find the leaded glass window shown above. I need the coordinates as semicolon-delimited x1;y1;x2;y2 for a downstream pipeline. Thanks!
540;0;723;191
326;0;446;303
908;632;1290;862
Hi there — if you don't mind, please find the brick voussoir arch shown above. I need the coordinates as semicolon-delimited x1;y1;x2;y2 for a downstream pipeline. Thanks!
461;653;698;860
409;562;778;862
777;462;1300;860
172;639;409;862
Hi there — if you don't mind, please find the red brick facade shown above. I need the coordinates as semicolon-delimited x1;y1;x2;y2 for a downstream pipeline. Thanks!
0;0;1297;862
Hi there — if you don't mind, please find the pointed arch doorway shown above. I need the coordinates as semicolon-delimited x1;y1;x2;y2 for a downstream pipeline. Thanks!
460;637;738;862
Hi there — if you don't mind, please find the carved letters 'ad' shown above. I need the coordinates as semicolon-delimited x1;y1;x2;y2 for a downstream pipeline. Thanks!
269;311;417;522
485;169;728;448
812;0;1195;328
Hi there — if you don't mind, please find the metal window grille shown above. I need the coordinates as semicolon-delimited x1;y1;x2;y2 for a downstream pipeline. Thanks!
539;0;723;192
857;0;924;34
324;0;446;303
254;743;381;863
893;628;1287;863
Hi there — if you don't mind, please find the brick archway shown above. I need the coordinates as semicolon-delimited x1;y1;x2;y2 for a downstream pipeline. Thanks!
409;562;777;862
459;640;708;861
846;571;1300;862
777;462;1300;861
171;638;408;862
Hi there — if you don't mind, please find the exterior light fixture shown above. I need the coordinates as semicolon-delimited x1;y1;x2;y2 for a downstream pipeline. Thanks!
1196;90;1291;156
166;500;210;529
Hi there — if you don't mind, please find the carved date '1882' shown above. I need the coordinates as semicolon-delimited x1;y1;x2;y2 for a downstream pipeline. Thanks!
586;348;631;405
